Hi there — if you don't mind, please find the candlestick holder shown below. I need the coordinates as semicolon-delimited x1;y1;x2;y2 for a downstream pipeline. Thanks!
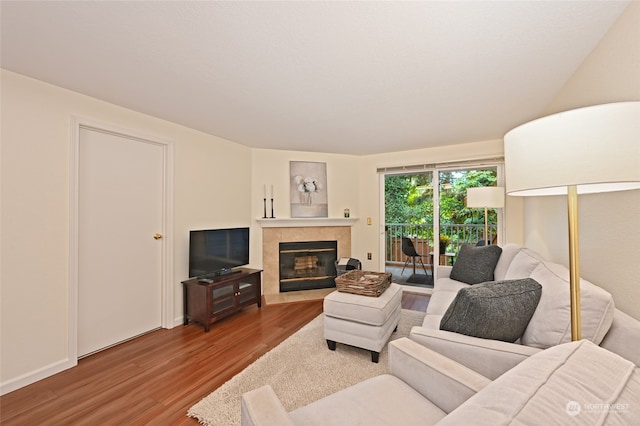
262;198;268;219
270;198;275;218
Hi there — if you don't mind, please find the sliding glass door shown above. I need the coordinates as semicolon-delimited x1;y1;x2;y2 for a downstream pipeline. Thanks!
382;162;502;287
384;171;434;284
438;167;500;258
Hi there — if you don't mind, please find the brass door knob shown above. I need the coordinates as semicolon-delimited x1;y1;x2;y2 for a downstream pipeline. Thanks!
153;233;163;240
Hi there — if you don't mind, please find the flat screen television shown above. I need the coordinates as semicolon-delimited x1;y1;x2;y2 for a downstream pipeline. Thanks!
189;227;250;278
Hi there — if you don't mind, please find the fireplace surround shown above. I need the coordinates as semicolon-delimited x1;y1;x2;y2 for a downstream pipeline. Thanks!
259;218;355;298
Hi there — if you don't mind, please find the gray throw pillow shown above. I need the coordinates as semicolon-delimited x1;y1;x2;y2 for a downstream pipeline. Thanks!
439;278;543;342
450;244;502;284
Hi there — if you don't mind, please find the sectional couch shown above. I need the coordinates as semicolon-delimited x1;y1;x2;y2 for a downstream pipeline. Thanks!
241;337;639;425
241;244;640;425
409;243;640;379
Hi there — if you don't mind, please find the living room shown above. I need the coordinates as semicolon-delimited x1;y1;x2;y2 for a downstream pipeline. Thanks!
1;0;639;418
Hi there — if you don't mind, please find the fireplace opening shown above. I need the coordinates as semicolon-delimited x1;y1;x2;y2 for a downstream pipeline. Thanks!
279;241;338;292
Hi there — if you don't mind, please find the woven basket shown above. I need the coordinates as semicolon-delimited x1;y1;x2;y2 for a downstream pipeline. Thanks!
335;270;392;297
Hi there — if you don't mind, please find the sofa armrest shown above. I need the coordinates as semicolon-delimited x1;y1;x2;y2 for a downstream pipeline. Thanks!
600;308;640;366
437;265;453;279
241;385;295;426
409;326;542;380
389;337;491;414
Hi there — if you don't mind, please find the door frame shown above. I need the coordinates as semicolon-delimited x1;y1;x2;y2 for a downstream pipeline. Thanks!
69;116;174;364
378;162;505;282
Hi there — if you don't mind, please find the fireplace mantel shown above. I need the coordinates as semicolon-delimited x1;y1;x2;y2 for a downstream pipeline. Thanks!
257;217;358;228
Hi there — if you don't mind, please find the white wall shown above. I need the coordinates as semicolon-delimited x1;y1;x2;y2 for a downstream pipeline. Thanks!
522;2;640;319
250;149;360;267
249;140;513;283
1;70;252;393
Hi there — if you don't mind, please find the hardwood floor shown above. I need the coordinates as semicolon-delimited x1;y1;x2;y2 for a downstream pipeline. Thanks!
0;292;429;425
400;291;431;312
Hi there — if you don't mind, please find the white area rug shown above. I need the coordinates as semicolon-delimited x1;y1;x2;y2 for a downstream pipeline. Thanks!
187;309;426;425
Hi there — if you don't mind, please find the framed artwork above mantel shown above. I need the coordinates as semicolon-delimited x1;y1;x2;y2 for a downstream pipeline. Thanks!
290;161;328;218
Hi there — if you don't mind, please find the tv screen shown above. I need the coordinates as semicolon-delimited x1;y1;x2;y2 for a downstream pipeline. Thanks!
189;227;250;278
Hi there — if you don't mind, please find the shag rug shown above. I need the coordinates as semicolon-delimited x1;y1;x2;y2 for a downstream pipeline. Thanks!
187;309;426;425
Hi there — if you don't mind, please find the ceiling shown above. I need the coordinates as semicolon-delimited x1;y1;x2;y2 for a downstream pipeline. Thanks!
0;1;630;155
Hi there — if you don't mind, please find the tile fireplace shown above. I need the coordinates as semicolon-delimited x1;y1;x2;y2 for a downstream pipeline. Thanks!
259;219;356;297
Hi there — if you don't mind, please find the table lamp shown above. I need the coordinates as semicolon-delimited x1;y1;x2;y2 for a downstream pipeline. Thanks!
466;186;504;246
504;101;640;341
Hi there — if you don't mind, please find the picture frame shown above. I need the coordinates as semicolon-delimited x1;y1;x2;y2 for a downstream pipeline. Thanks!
290;161;328;218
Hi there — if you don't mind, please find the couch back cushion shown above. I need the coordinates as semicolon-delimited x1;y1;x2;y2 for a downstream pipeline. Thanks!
437;340;639;425
505;249;615;348
503;248;545;280
493;244;523;281
523;261;615;348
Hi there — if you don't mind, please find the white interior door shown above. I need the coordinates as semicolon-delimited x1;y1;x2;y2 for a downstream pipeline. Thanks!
78;127;164;357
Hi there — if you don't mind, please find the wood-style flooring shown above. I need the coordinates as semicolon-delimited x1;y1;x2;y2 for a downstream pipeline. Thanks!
0;292;429;425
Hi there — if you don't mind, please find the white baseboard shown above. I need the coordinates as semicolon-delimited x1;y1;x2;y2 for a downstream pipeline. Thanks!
0;357;76;396
173;316;184;328
2;318;186;396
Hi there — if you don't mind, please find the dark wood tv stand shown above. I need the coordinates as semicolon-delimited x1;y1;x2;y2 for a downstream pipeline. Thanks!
182;268;262;332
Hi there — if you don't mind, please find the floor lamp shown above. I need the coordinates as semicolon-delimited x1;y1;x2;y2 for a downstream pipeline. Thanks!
504;102;640;341
466;187;504;246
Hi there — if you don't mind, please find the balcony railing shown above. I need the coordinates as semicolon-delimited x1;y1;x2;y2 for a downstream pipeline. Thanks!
385;223;497;264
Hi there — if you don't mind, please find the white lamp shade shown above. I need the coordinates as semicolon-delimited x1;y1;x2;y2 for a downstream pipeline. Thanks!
466;186;505;208
504;102;640;196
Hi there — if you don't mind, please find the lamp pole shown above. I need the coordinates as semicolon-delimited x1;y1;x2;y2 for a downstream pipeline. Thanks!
567;185;581;341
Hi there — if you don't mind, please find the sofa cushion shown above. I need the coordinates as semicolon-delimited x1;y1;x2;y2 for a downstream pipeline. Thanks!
493;244;523;281
521;261;615;348
449;245;503;284
437;340;640;425
422;278;470;328
503;248;544;280
289;374;447;425
427;278;469;315
439;279;542;343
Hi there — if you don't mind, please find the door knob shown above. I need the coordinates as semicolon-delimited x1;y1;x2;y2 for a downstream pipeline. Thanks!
153;233;163;240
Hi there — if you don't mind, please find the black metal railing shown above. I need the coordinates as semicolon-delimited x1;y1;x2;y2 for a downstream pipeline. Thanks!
385;223;497;264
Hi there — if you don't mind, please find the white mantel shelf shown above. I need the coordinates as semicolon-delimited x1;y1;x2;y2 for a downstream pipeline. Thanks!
256;217;358;228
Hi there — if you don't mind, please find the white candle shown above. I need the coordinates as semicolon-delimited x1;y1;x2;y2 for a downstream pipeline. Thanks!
271;184;274;198
263;184;266;198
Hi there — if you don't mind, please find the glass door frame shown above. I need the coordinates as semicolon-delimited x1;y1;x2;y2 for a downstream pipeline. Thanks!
378;162;505;282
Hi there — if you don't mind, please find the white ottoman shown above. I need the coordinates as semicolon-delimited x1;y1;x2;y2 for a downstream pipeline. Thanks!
323;283;402;363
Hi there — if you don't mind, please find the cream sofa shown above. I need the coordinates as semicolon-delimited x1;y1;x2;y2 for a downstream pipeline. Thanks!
409;244;640;379
241;337;639;425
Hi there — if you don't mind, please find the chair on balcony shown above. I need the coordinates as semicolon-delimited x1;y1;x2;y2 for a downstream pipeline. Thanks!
475;235;498;246
401;237;429;276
